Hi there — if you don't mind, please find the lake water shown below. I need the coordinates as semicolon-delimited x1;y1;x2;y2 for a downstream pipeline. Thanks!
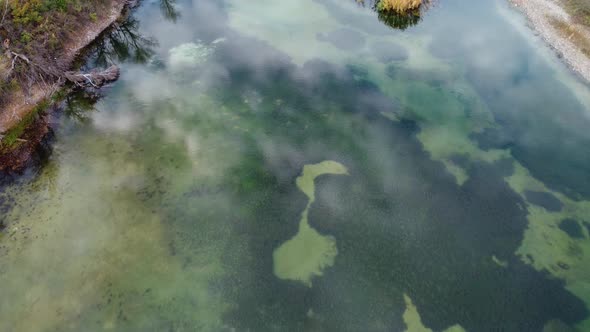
2;0;590;331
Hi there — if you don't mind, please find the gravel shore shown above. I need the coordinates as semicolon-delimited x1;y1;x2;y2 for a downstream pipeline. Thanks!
509;0;590;83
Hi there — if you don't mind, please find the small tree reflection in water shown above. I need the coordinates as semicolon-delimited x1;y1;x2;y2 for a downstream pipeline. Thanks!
160;0;181;23
63;90;101;123
87;0;181;67
89;17;156;68
357;0;430;30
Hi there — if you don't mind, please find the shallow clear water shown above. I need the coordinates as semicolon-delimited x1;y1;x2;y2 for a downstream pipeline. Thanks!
2;0;590;331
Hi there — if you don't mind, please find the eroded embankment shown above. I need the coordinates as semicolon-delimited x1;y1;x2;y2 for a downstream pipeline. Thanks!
0;0;128;173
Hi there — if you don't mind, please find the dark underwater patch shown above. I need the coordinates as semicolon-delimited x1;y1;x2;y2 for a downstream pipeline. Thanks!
449;154;470;168
470;127;514;151
317;28;366;51
524;190;563;212
448;156;514;180
369;40;408;63
493;158;515;177
385;64;453;88
559;219;584;239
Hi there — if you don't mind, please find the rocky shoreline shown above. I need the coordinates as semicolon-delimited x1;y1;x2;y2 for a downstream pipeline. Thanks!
509;0;590;83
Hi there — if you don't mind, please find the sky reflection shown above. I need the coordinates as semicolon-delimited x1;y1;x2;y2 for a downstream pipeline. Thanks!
1;0;590;331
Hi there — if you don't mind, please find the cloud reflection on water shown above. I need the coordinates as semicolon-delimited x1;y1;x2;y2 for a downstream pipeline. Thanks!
2;0;590;331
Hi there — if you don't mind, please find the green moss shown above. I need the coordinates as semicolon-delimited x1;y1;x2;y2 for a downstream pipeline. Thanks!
0;99;49;150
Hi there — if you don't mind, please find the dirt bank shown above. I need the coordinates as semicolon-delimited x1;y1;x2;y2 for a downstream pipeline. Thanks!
0;109;51;174
0;0;129;173
0;0;127;134
509;0;590;82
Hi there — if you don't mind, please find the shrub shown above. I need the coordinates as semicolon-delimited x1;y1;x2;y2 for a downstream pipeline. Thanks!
377;0;423;13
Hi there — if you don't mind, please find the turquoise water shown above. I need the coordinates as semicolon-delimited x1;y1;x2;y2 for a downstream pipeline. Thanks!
2;0;590;331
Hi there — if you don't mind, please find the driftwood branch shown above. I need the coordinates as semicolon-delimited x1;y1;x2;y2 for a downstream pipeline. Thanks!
10;51;30;71
0;134;28;143
2;38;119;91
64;65;120;88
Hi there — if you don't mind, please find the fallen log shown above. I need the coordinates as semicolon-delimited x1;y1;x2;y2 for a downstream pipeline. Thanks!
64;65;120;88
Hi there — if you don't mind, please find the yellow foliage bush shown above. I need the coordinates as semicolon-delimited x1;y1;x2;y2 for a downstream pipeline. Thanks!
377;0;423;13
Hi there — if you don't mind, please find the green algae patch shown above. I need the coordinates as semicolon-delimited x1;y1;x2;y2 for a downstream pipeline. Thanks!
296;161;348;201
376;64;503;187
403;294;433;332
403;294;466;332
507;162;590;330
0;130;236;332
443;325;467;332
380;111;401;122
273;160;348;287
272;210;339;287
492;255;508;268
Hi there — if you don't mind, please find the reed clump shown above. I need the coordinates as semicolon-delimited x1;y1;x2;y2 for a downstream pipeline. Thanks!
377;0;423;13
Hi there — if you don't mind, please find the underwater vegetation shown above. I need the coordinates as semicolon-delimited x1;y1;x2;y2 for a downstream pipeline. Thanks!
273;161;349;287
208;31;589;331
86;16;157;68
